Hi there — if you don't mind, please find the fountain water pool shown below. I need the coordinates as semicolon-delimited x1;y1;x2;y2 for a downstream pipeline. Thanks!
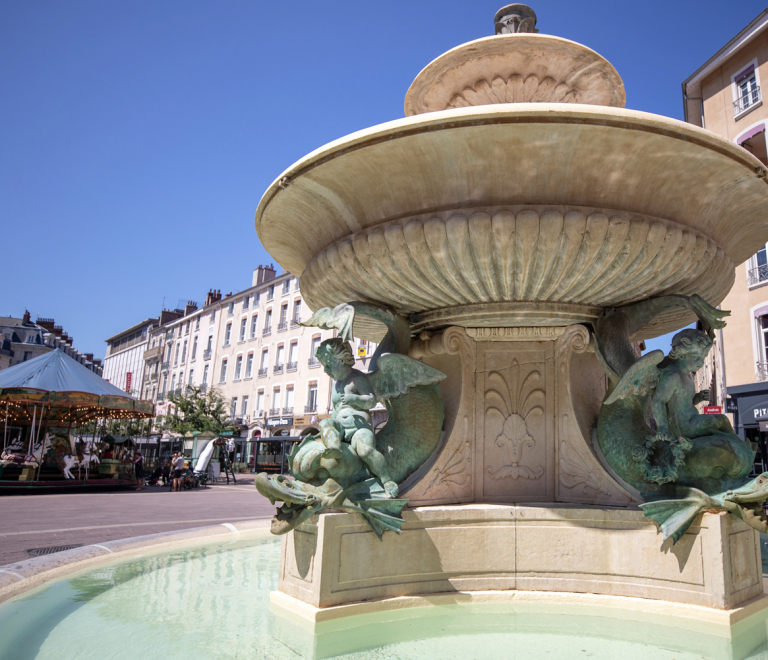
1;531;768;660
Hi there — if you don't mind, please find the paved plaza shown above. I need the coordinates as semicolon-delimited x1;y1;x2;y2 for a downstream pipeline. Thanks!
0;477;275;565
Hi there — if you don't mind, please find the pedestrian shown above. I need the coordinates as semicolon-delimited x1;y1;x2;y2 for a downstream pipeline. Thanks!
134;450;144;491
172;452;185;492
161;458;170;486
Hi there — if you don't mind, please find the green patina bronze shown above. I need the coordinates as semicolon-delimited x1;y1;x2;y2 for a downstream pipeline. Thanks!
595;294;768;543
255;302;446;539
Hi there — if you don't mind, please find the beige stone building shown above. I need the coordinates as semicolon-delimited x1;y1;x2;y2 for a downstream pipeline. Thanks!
683;8;768;467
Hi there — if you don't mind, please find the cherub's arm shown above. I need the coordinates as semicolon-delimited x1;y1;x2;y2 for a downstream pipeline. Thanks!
341;374;377;411
651;369;677;436
693;389;710;406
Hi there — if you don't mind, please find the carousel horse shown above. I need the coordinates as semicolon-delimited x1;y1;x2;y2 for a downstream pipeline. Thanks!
1;433;51;467
55;438;100;479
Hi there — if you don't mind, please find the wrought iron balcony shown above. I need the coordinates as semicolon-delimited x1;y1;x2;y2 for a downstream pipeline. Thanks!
283;407;293;415
258;368;268;378
286;361;297;372
231;415;244;425
748;264;768;287
308;357;320;368
150;372;158;382
161;361;170;371
269;407;281;416
758;362;768;382
273;364;284;374
304;403;317;413
262;327;272;337
290;317;301;328
203;348;212;360
277;321;288;333
734;86;761;116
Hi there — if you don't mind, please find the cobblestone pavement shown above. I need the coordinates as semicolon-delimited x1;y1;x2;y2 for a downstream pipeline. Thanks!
0;475;275;565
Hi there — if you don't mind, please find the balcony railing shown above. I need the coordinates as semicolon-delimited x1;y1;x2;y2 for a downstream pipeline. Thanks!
262;327;272;337
203;348;212;360
286;361;297;372
161;361;170;371
273;364;284;374
143;345;163;361
748;264;768;287
734;86;761;116
253;410;264;419
269;407;281;416
283;407;293;415
290;317;301;328
277;321;288;332
758;362;768;382
156;393;165;403
308;357;320;368
305;403;317;413
150;372;158;382
231;415;244;425
258;367;268;378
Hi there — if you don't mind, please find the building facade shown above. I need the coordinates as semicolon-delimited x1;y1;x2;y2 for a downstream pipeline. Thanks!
0;311;102;374
139;265;380;465
683;9;768;468
102;317;160;395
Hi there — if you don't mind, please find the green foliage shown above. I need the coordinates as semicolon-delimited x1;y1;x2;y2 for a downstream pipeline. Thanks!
156;386;229;435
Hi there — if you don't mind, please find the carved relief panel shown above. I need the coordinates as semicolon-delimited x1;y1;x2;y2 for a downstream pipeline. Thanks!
476;342;555;502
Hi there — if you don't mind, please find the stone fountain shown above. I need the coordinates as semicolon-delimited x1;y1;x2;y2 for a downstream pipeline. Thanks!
254;5;768;625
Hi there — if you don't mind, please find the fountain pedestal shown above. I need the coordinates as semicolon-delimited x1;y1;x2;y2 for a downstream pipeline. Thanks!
273;326;766;616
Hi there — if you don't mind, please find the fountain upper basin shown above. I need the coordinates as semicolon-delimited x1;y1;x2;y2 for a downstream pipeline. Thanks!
255;103;768;340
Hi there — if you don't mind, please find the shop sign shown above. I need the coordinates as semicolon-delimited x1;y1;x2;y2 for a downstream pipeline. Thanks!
761;421;768;433
125;372;132;392
293;416;307;426
725;398;738;413
703;406;722;414
266;417;294;428
754;406;768;421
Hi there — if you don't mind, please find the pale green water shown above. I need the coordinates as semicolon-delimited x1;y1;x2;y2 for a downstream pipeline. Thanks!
0;535;767;660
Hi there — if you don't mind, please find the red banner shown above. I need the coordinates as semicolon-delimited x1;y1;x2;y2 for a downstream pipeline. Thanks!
125;372;132;392
703;405;722;414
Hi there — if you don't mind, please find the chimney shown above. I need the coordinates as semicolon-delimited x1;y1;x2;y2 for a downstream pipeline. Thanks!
184;300;198;316
53;325;63;338
36;317;55;332
263;264;276;283
160;309;183;326
253;265;264;287
84;353;94;362
22;310;31;324
205;289;222;306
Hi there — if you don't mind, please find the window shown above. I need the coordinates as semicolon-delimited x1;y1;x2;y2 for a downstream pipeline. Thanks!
246;352;254;378
188;369;194;386
195;317;200;331
267;285;274;301
242;396;249;418
206;334;213;351
239;318;247;342
260;349;269;369
234;355;243;380
210;309;216;323
202;364;209;385
265;309;272;329
733;61;762;117
749;244;768;286
282;279;290;295
181;340;187;363
254;291;260;305
162;374;168;393
174;343;180;366
280;304;287;323
293;299;301;323
191;335;198;360
276;345;285;367
306;383;318;412
170;374;176;392
309;336;321;366
273;387;282;411
294;277;300;290
228;301;235;316
256;390;264;412
250;315;258;338
243;296;249;310
185;321;190;335
285;386;294;412
23;351;31;362
179;371;184;390
231;397;237;418
224;322;232;346
220;358;228;383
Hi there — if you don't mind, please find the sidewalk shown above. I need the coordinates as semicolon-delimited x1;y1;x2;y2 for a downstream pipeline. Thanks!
0;478;274;565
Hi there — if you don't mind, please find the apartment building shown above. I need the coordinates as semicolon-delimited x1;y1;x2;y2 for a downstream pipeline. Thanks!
682;8;768;466
1;311;102;374
102;317;160;394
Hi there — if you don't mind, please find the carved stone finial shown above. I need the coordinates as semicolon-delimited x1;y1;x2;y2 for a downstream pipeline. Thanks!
494;4;538;34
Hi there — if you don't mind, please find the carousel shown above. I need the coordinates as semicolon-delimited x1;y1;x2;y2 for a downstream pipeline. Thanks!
0;349;154;491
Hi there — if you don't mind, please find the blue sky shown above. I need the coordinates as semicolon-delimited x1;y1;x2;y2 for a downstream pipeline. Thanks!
1;1;763;358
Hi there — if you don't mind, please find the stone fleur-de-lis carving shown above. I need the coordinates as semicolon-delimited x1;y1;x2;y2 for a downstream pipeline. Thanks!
485;367;545;480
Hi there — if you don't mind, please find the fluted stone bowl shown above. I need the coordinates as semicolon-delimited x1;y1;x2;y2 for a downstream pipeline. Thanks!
255;103;768;341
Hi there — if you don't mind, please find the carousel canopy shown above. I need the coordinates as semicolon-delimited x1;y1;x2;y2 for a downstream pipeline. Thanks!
0;349;154;421
0;349;129;397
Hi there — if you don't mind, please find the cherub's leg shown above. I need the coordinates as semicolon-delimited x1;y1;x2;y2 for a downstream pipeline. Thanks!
351;429;399;498
319;418;343;459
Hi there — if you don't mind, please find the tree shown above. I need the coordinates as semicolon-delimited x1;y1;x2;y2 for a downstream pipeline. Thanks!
156;386;229;435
